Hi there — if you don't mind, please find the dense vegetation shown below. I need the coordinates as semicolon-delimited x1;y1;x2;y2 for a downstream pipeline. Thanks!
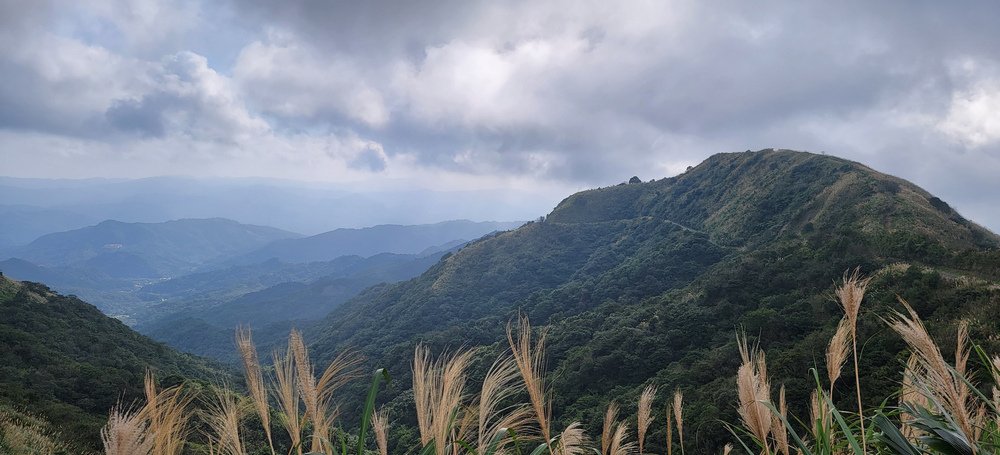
0;276;222;451
97;285;1000;455
301;150;1000;452
137;250;455;361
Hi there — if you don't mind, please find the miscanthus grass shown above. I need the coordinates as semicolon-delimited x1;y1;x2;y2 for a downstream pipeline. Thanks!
100;268;1000;455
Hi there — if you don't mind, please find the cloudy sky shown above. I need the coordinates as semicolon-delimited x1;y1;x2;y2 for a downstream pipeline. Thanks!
1;0;999;230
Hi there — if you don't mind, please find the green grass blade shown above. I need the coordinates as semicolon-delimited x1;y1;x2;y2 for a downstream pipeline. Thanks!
823;393;864;454
356;368;391;455
762;401;814;455
872;412;920;455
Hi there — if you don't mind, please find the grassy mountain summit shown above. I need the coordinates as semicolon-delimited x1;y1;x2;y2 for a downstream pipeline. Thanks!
0;275;221;451
305;149;1000;452
548;149;995;248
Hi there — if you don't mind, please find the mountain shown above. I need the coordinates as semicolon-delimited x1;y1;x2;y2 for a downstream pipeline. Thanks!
303;149;1000;452
135;250;455;360
232;220;523;264
0;275;221;451
0;204;99;249
5;218;300;278
0;176;558;235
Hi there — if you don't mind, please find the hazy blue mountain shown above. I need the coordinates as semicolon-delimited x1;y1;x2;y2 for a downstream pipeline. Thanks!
5;218;300;277
0;204;99;249
135;249;455;360
0;176;557;235
232;220;523;264
0;257;122;291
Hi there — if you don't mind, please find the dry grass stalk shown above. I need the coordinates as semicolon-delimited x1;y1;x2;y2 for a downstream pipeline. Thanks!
602;402;620;455
139;371;193;455
809;390;831;442
955;320;971;409
412;345;473;455
288;329;319;452
899;354;924;439
736;333;772;455
992;356;1000;428
289;329;362;453
2;418;67;455
476;355;532;454
203;386;246;455
506;315;553;449
723;443;733;455
637;385;656;455
555;422;589;455
0;409;68;455
826;318;851;393
834;268;870;454
236;327;274;455
271;347;302;455
666;405;673;455
672;389;685;455
608;422;635;455
889;298;978;447
772;385;788;455
102;405;152;455
371;406;389;455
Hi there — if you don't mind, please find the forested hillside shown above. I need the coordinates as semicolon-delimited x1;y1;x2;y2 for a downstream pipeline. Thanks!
305;149;1000;452
0;276;221;451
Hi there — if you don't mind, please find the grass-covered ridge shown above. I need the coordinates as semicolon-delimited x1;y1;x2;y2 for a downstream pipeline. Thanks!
301;149;1000;451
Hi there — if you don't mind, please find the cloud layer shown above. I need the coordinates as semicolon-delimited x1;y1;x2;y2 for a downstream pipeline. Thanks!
1;0;999;229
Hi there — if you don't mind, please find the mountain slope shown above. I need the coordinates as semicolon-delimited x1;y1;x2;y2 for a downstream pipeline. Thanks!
7;218;300;278
233;220;523;264
0;204;98;250
135;250;456;360
0;275;221;451
305;149;1000;452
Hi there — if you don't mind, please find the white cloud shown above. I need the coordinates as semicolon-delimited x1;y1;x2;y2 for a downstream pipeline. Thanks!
233;36;390;128
938;78;1000;147
2;0;1000;230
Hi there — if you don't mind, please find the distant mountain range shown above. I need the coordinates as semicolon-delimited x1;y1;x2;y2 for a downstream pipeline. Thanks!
136;249;457;360
0;176;557;237
0;217;517;357
231;220;523;264
3;218;299;278
0;204;99;249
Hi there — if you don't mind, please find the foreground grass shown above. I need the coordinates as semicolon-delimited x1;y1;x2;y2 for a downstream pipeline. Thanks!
100;269;1000;455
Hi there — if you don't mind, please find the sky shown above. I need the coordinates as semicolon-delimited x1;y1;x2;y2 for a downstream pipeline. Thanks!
1;0;999;230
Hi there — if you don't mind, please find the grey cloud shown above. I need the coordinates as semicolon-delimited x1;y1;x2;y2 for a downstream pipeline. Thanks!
102;52;268;143
105;97;171;137
1;0;1000;231
347;145;388;172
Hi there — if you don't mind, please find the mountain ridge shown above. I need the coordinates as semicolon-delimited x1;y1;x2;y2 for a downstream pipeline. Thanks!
232;219;524;264
5;217;301;278
301;149;1000;452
